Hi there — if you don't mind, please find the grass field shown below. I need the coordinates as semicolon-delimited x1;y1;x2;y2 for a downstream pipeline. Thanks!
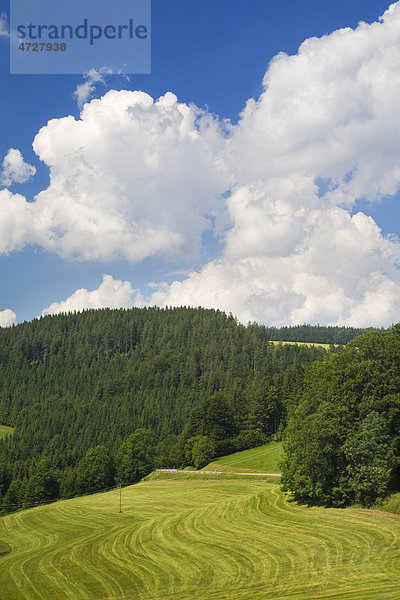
0;424;14;439
204;441;281;474
269;340;336;348
1;475;400;600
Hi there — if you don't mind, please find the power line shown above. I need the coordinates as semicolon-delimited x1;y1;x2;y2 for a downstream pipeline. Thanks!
1;481;131;511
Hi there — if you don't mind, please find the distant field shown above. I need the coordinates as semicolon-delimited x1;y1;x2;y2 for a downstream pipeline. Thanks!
205;441;281;474
1;477;400;600
269;340;336;348
0;425;14;440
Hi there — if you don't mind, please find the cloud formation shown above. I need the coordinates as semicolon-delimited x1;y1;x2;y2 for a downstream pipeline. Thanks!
1;149;36;186
41;274;143;316
73;68;111;108
0;189;37;253
4;3;400;326
228;3;400;203
0;309;16;327
152;203;400;327
152;3;400;327
0;90;230;261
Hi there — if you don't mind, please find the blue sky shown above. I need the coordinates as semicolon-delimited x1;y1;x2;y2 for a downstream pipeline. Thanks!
1;0;400;327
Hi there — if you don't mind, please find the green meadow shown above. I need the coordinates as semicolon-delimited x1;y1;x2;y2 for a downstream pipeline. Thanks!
0;424;14;440
205;441;281;474
1;473;400;600
269;340;335;349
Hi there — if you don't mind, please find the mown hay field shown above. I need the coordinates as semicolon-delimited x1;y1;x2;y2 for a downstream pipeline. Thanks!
1;476;400;600
204;441;281;474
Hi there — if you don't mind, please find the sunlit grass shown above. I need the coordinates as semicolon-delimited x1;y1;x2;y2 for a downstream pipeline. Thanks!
0;424;14;440
1;476;400;600
205;441;281;474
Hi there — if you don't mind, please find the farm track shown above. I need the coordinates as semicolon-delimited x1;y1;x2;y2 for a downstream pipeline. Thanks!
156;469;281;476
1;479;400;600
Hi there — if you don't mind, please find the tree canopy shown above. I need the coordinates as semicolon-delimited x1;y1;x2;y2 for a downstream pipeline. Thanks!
281;327;400;506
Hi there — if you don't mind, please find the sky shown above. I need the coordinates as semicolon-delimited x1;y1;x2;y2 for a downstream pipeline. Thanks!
1;0;400;328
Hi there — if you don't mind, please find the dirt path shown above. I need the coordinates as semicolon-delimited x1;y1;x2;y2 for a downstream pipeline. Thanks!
155;469;281;477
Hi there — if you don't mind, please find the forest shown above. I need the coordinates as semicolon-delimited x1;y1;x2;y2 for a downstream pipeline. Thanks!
0;306;395;512
0;307;332;511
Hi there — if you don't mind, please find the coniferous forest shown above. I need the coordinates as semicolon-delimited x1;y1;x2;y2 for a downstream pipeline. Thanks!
0;307;330;510
0;306;396;512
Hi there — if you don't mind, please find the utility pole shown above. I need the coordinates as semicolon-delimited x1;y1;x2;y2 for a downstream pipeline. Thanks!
119;483;122;513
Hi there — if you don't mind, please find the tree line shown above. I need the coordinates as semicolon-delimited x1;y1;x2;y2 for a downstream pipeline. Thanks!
263;324;377;345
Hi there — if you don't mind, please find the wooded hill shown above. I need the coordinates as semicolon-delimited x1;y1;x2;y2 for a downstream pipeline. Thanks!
0;307;387;512
0;307;341;510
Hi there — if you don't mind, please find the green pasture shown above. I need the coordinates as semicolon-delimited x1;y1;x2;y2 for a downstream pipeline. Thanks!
1;477;400;600
205;441;281;474
269;340;336;349
0;424;14;440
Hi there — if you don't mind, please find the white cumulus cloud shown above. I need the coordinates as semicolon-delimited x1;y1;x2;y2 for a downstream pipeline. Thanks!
0;309;16;327
0;189;36;253
151;3;400;327
228;4;400;204
0;90;230;262
1;149;36;187
3;4;400;326
41;274;144;316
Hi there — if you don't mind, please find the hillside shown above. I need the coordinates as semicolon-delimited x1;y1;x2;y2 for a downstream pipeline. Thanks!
0;307;331;510
1;473;400;600
204;441;281;474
